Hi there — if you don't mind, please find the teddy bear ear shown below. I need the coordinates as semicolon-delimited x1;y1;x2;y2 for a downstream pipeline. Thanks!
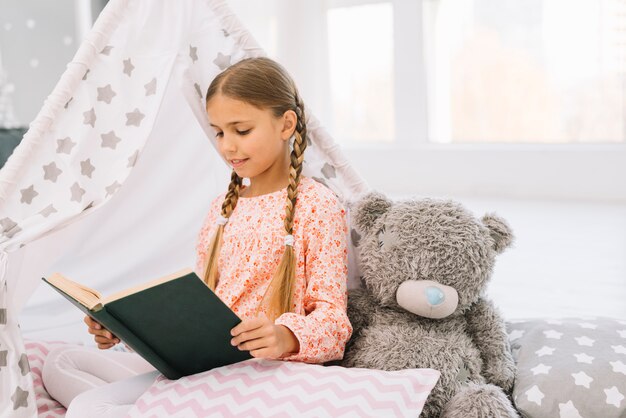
481;213;514;254
351;191;392;234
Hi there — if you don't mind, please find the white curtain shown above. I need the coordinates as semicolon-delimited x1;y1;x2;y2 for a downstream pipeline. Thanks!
0;0;369;415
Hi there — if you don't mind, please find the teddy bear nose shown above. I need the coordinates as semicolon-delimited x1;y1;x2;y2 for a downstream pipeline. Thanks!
396;280;459;319
425;286;445;306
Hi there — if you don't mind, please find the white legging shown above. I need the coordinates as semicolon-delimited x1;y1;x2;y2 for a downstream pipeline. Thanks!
42;344;159;417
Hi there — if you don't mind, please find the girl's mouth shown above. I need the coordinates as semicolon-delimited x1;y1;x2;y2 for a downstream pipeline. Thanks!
231;158;248;168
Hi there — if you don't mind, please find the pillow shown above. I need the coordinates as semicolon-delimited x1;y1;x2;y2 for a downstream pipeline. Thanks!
128;358;440;417
24;339;76;417
507;317;626;418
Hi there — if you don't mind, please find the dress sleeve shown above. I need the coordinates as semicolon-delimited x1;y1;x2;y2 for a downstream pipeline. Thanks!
194;194;224;277
274;191;353;363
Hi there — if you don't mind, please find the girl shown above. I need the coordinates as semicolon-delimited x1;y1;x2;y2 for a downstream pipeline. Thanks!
41;56;353;417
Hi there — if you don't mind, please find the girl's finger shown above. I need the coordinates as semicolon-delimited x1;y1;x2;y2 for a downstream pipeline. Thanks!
249;347;277;359
231;317;265;337
84;316;102;329
95;335;118;344
88;328;114;339
231;325;271;346
97;329;115;339
237;336;271;352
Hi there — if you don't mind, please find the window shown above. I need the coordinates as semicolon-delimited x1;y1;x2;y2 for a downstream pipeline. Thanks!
327;2;395;142
224;0;626;200
425;0;626;143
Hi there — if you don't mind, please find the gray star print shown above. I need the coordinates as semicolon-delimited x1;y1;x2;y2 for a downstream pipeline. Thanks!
126;109;145;127
127;150;140;168
56;137;76;154
101;45;113;55
321;163;336;179
11;386;29;410
97;84;117;104
64;97;73;109
81;158;95;177
0;308;6;325
70;182;85;203
213;52;231;70
144;78;157;96
0;350;6;367
18;354;30;376
312;176;328;187
101;131;122;149
189;45;198;63
39;204;57;218
194;83;202;99
222;29;230;37
43;162;62;182
105;181;122;197
20;185;38;204
1;218;18;233
83;108;97;127
123;58;135;77
3;226;21;238
0;218;21;238
82;69;90;80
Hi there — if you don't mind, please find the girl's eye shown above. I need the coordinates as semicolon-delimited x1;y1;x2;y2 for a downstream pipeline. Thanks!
237;129;251;135
215;132;223;138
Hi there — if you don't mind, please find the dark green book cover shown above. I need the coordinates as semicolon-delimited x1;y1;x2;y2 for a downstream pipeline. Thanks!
42;270;252;380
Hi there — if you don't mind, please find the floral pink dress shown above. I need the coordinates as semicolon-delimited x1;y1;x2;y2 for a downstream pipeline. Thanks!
195;176;352;363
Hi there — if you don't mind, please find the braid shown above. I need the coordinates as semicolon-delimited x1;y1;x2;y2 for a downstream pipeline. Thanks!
283;92;308;233
265;91;308;319
202;170;243;289
221;170;243;217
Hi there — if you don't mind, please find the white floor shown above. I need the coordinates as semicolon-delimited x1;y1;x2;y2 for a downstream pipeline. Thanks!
433;196;626;320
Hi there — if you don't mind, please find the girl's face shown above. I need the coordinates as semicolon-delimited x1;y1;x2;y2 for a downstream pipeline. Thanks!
206;93;296;187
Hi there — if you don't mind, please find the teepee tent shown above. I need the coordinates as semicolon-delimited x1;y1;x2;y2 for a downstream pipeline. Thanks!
0;0;369;415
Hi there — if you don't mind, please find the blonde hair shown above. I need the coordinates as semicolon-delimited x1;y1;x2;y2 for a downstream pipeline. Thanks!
203;57;308;320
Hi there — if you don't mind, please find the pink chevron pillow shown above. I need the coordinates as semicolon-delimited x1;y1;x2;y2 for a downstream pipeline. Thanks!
127;359;439;417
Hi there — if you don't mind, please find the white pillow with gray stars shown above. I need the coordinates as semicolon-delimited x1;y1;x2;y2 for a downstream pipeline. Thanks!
507;317;626;418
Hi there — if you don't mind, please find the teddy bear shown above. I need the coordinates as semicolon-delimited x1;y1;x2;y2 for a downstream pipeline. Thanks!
342;191;519;418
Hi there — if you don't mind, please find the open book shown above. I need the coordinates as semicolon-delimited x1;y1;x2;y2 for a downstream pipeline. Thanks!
42;268;252;380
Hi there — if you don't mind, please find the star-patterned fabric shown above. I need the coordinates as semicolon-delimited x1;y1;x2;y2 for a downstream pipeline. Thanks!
0;0;369;416
508;318;626;418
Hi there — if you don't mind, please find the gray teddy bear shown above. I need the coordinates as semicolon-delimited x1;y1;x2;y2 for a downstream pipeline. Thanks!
342;192;519;418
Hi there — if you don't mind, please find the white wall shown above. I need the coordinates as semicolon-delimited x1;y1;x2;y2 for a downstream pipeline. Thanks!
343;144;626;202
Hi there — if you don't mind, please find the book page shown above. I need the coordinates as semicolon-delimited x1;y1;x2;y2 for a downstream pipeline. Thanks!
46;273;102;310
102;267;196;304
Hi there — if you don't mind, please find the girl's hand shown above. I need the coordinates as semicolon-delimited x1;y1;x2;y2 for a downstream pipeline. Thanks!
230;313;300;359
84;315;120;350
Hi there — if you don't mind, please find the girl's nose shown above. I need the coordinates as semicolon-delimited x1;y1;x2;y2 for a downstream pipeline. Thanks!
220;134;237;153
